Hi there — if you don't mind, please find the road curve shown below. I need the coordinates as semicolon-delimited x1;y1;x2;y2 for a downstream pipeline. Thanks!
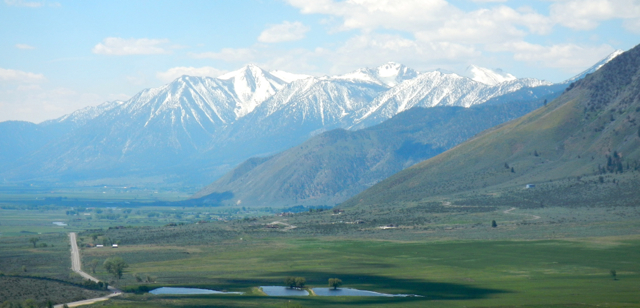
54;233;123;308
503;207;541;220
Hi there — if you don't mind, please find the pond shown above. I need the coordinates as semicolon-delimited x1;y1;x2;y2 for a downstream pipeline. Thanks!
312;288;415;297
260;286;309;296
149;287;242;295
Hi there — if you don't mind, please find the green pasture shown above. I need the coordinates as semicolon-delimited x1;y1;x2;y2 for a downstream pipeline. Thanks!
0;209;83;237
0;232;71;280
80;235;640;307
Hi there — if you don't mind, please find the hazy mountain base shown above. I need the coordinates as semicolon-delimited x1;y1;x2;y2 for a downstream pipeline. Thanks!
193;93;561;208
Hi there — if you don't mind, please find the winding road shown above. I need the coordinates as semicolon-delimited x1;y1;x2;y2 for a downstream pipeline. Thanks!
53;233;122;308
503;207;541;220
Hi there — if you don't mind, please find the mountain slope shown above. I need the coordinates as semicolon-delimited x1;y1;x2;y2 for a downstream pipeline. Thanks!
341;44;640;210
352;71;551;128
0;55;615;188
563;50;624;84
192;97;549;207
3;69;283;183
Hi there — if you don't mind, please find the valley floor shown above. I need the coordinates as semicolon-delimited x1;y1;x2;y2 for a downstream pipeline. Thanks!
2;194;640;307
65;205;640;308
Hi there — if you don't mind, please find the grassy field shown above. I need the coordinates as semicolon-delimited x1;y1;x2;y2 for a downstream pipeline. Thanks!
78;235;640;307
0;232;71;280
72;203;640;307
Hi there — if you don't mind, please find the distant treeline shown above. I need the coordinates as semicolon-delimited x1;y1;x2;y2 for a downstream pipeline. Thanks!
0;273;108;291
0;191;234;209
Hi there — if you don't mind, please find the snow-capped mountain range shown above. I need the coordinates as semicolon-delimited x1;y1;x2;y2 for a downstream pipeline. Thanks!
0;51;623;186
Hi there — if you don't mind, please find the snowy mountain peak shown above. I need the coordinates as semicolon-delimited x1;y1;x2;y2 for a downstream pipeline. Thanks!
464;65;517;86
332;68;384;85
218;64;272;82
375;62;419;87
332;62;419;87
563;50;624;84
217;64;288;117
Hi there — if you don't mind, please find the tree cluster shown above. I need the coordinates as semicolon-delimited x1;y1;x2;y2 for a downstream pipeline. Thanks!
328;278;343;290
284;276;306;289
82;279;109;290
103;257;128;280
598;151;626;174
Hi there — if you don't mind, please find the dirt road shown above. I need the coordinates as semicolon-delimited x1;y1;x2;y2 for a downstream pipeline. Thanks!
503;207;541;220
53;233;122;308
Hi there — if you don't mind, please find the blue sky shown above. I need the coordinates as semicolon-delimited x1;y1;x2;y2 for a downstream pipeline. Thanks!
1;0;639;123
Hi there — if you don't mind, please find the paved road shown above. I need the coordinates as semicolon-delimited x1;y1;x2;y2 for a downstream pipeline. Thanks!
53;233;122;308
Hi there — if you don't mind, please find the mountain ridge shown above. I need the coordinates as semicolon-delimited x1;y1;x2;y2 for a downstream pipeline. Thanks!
340;45;640;210
0;55;622;188
192;96;555;207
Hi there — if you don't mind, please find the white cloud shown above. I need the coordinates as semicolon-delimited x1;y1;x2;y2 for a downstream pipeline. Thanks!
92;37;171;56
415;6;551;45
283;0;633;75
190;32;481;76
15;43;35;49
491;41;615;71
258;21;310;43
4;0;59;7
289;0;552;41
4;0;43;7
0;67;45;83
288;0;457;33
550;0;640;30
325;34;480;73
156;66;228;82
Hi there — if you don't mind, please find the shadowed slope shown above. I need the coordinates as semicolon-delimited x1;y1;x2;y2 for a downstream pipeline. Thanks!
193;98;552;207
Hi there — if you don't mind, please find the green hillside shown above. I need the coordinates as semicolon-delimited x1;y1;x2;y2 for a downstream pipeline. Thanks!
192;98;551;207
342;44;640;210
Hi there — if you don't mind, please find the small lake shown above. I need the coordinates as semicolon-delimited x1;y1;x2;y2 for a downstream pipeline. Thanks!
149;287;242;295
52;222;67;226
260;286;309;296
312;288;413;297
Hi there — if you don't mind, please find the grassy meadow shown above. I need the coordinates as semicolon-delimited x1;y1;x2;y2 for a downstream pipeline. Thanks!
79;235;640;307
59;203;640;308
